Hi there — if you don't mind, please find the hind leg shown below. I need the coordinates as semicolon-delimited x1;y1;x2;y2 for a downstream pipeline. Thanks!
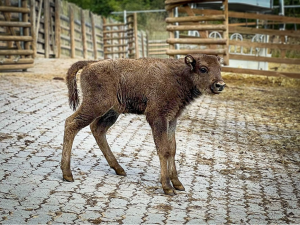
61;103;110;182
90;110;126;176
168;119;185;191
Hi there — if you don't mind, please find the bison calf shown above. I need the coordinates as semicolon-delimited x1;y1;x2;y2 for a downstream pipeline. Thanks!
61;54;225;195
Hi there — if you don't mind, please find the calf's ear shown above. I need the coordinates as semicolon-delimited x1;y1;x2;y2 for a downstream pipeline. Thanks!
217;56;224;64
185;55;196;71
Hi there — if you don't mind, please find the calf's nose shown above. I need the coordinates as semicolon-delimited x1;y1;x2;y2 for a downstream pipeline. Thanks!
212;81;226;93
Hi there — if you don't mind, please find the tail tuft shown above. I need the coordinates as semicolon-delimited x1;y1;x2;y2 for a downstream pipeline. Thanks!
66;60;98;111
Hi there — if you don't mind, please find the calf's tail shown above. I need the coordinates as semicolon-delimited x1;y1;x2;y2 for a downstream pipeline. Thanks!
66;60;98;111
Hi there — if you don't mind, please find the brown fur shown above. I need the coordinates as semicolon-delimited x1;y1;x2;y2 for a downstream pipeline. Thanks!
61;54;225;195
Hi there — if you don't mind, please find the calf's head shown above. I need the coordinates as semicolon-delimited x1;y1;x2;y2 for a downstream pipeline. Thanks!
185;54;225;94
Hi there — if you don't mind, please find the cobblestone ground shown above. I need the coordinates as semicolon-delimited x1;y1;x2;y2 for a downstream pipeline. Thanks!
0;74;300;224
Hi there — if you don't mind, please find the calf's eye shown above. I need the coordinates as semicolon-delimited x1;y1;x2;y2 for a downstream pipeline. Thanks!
200;67;208;73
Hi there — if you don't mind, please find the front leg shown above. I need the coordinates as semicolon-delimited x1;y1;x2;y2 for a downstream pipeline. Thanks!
148;116;176;195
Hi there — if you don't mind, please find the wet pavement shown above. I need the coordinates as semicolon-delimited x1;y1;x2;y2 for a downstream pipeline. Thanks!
0;75;300;224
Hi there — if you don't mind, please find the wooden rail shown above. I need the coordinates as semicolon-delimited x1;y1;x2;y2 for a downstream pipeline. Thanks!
0;0;35;71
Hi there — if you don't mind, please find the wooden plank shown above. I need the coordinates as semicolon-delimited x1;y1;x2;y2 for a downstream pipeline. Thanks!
90;12;97;59
134;13;139;58
0;36;33;41
229;11;300;24
55;0;61;58
167;38;226;44
167;49;226;55
178;7;223;15
103;30;127;34
30;0;36;58
223;0;229;65
44;0;50;58
104;50;128;54
229;26;300;38
0;6;30;13
22;0;30;55
69;4;75;58
81;9;87;59
166;15;225;23
149;48;168;52
222;67;300;79
149;51;167;55
103;23;125;27
0;64;34;70
0;49;34;55
229;54;300;64
0;21;31;27
167;9;175;59
229;39;300;51
0;58;34;64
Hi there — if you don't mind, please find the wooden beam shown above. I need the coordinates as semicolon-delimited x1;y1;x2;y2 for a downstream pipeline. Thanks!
229;26;300;38
30;0;36;58
229;39;300;51
167;24;227;31
166;15;225;23
167;49;226;55
229;54;300;64
69;4;75;58
0;36;33;41
133;13;139;59
0;64;34;70
90;12;97;59
0;49;34;55
167;38;227;45
0;21;31;27
44;0;50;58
55;0;61;58
81;9;87;59
0;58;34;64
0;6;30;13
222;67;300;79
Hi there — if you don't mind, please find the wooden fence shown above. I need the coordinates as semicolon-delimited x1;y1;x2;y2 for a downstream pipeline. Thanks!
164;0;300;78
165;0;229;64
148;40;168;58
0;0;35;71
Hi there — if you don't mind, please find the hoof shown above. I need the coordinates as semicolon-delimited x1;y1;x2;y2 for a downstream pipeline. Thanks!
174;185;185;191
63;174;74;182
115;167;127;176
163;188;177;196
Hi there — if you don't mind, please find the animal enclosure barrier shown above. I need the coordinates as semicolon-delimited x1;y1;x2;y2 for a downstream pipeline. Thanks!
0;0;36;71
164;0;300;78
33;0;103;59
165;0;229;65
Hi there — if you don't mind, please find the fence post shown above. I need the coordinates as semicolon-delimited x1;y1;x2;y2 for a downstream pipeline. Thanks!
69;4;75;58
90;12;97;59
55;0;61;58
133;13;139;58
44;0;50;58
30;0;36;58
81;9;87;59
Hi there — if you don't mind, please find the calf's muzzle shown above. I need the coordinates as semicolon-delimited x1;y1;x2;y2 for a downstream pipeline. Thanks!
211;81;226;94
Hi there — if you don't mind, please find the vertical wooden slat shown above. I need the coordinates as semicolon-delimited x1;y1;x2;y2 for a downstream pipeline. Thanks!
223;0;229;65
44;0;50;58
5;0;12;59
69;4;75;58
133;13;139;58
22;0;30;54
90;12;97;59
141;32;145;57
55;0;61;58
168;9;175;58
30;0;36;58
81;9;87;59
